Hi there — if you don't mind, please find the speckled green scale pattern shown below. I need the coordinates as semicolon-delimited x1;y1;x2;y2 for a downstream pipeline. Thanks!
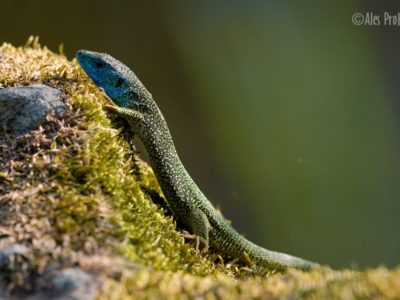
76;50;317;271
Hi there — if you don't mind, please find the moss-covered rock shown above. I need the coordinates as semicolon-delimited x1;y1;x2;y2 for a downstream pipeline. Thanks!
0;37;399;299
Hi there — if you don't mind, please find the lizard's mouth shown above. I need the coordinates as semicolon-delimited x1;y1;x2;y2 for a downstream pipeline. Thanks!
76;50;107;87
76;50;96;71
76;50;123;105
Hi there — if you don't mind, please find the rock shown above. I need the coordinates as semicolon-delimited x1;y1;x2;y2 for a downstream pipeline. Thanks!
0;84;66;135
25;268;98;300
0;243;30;268
49;268;98;300
0;244;30;299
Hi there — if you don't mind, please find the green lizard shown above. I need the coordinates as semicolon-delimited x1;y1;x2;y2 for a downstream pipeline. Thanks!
76;50;317;271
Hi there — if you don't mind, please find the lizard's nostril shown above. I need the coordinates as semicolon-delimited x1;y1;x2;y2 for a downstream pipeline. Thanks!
76;50;86;60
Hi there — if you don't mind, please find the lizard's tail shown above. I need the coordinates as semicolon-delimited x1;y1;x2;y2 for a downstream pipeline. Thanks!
212;227;319;271
245;238;318;271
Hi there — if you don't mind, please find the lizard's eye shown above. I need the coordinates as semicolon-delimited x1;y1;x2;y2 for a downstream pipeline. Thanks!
95;61;105;68
115;78;123;87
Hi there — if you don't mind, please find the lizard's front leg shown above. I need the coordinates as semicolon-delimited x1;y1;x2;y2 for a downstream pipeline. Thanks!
104;105;144;124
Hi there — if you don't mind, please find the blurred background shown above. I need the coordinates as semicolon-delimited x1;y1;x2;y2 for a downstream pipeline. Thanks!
1;0;399;269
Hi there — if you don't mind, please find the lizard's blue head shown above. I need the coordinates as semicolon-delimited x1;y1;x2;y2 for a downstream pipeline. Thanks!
76;50;150;109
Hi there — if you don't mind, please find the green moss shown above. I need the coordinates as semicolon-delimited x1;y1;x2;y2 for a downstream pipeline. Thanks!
0;37;399;299
1;37;217;274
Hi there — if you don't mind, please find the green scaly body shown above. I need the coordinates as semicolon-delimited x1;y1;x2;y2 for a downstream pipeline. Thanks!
76;50;317;271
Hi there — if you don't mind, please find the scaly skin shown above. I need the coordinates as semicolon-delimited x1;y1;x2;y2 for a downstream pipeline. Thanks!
76;50;317;271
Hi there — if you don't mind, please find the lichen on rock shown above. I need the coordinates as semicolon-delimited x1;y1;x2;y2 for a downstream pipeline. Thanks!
0;37;399;299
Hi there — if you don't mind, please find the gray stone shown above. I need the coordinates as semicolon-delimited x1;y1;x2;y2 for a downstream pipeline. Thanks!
50;268;98;300
0;243;30;268
24;268;98;300
0;84;67;135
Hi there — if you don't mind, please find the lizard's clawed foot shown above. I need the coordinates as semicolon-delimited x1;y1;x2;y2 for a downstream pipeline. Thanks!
180;231;208;252
103;104;118;113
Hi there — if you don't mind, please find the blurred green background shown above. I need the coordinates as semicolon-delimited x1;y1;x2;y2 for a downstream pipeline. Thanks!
1;1;399;269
